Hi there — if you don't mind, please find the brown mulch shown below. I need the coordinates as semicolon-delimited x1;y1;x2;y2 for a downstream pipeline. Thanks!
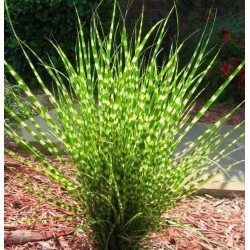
4;100;245;249
4;153;94;250
142;194;244;249
189;99;245;125
4;153;245;250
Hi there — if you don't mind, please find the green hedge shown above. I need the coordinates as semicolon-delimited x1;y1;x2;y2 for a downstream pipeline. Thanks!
5;0;113;87
157;0;244;104
177;9;245;104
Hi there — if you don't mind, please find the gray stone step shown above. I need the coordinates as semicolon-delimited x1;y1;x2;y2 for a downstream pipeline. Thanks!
21;109;245;196
173;123;244;196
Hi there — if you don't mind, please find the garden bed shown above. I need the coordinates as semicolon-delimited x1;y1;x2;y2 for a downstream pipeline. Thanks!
4;102;245;249
188;99;245;125
4;152;245;250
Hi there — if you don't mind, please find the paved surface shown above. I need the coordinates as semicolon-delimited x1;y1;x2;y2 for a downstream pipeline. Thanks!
21;110;245;197
174;123;245;197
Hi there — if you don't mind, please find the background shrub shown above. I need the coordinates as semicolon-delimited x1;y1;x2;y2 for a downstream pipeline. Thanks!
4;79;35;139
174;1;245;104
120;0;245;104
4;0;113;88
122;0;244;104
177;14;244;104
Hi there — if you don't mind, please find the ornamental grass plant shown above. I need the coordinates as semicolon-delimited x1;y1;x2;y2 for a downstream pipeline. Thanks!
4;1;244;249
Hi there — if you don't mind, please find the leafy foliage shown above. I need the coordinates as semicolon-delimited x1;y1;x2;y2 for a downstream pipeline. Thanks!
176;6;245;104
204;15;245;104
5;1;244;249
4;79;36;139
4;0;113;87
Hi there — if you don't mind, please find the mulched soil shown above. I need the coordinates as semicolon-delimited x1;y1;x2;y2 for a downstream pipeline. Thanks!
4;100;245;249
189;99;245;125
143;195;244;249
